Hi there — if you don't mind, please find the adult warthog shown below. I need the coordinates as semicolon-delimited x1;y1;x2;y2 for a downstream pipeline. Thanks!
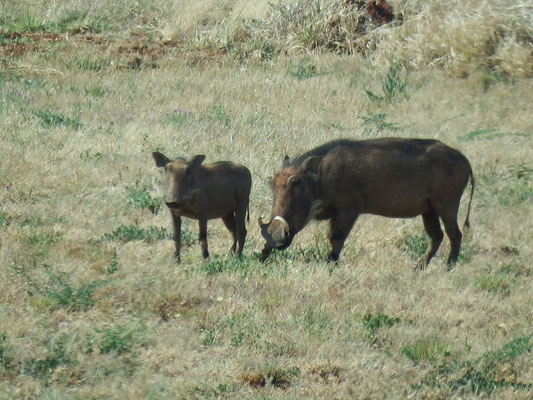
259;138;474;268
153;152;251;260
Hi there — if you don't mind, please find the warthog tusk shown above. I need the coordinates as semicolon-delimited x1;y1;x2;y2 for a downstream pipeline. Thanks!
273;215;290;234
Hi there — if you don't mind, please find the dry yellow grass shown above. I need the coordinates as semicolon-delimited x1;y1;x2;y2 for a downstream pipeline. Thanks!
1;0;533;399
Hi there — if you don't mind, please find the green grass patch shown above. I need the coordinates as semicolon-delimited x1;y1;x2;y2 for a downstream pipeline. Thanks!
362;312;400;343
126;182;163;214
0;11;110;36
475;274;511;296
101;225;172;243
96;325;136;355
23;333;72;380
0;332;14;376
402;340;451;364
413;334;533;395
32;109;82;129
397;231;428;259
199;255;254;276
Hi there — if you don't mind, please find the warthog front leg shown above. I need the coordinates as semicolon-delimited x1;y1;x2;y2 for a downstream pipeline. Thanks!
198;216;209;259
328;211;359;262
171;212;182;262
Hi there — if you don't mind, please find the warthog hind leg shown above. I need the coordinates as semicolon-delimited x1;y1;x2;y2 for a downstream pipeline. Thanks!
419;210;444;269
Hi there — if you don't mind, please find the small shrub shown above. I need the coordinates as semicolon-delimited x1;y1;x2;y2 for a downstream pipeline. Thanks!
126;182;163;214
365;62;409;103
12;264;106;311
361;112;400;134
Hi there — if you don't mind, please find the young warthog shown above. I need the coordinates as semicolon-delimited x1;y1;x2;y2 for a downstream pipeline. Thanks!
153;152;252;260
259;138;475;269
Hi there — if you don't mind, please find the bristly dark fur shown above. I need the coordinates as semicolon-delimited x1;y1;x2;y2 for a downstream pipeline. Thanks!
290;139;357;166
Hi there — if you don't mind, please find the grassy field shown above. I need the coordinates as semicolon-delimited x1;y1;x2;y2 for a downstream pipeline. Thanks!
1;0;533;399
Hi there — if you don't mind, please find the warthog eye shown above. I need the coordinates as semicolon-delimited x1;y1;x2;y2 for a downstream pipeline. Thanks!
287;175;300;189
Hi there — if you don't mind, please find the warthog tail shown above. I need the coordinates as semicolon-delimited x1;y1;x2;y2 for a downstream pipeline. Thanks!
463;169;475;230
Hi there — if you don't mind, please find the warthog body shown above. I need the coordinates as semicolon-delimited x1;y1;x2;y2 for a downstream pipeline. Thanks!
259;138;474;268
153;152;251;260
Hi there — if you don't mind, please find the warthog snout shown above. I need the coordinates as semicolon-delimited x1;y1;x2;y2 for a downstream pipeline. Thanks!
165;201;184;209
258;215;292;250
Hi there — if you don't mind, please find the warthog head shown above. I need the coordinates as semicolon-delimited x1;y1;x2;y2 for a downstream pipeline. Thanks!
152;152;205;209
259;156;322;253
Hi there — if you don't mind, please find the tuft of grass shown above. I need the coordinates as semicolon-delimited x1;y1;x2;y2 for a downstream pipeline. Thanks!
71;57;112;72
96;325;136;355
241;364;300;389
303;307;333;337
287;57;323;79
191;382;239;399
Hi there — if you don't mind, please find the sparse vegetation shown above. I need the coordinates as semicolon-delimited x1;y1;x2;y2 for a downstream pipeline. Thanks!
0;0;532;398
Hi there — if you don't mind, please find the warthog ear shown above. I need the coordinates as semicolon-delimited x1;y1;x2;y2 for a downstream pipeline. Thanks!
302;156;321;176
153;152;171;168
189;155;206;169
282;155;290;169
